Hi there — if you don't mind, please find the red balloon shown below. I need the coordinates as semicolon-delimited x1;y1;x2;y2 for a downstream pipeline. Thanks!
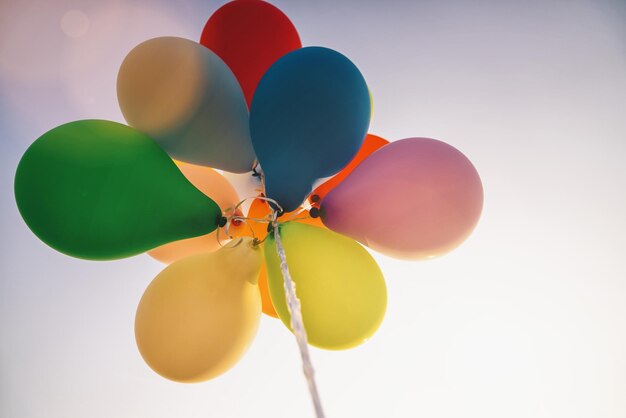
200;0;302;107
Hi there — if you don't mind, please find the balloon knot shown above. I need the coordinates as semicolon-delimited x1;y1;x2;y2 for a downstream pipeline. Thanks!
309;207;320;218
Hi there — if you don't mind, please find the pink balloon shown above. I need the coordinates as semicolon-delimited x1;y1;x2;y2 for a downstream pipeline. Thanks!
320;138;483;260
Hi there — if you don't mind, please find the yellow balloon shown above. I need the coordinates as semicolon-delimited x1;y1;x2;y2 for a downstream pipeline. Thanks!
265;222;387;350
135;237;262;383
148;161;244;264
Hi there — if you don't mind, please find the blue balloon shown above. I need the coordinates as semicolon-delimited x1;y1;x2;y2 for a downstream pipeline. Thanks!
249;46;370;212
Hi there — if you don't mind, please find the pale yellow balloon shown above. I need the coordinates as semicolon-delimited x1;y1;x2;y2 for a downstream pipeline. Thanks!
148;161;243;264
135;237;262;383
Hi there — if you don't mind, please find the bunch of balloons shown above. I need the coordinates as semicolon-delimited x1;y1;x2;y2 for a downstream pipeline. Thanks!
14;0;483;387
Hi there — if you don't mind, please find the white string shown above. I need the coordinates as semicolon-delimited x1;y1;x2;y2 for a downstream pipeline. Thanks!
218;191;326;417
272;218;326;418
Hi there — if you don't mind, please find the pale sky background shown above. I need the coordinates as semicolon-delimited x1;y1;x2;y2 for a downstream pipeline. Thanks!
1;1;626;417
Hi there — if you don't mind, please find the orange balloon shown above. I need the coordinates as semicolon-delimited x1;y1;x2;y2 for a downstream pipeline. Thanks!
257;263;278;318
240;196;272;240
310;134;389;203
237;196;323;318
148;161;244;263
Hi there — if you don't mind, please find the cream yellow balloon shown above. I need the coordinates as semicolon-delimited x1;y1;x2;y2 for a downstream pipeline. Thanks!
135;237;262;382
265;222;387;350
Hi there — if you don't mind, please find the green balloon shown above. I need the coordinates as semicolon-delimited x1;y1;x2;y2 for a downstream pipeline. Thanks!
14;120;222;260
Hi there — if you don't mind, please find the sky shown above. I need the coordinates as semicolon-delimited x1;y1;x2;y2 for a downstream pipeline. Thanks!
1;0;626;417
